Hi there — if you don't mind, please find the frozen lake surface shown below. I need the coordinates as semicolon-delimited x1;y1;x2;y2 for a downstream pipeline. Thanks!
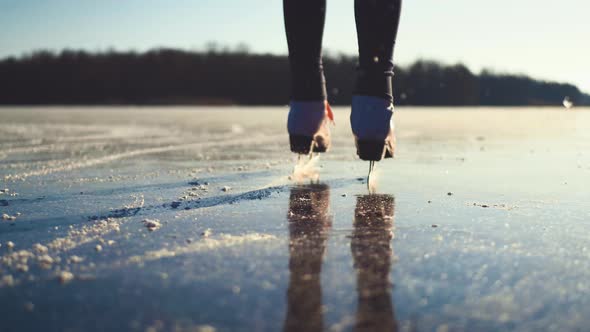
1;106;590;331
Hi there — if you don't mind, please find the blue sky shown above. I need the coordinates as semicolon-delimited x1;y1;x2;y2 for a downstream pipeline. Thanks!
1;0;589;92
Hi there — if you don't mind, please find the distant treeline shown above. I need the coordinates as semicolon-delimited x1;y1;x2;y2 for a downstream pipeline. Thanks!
0;49;588;106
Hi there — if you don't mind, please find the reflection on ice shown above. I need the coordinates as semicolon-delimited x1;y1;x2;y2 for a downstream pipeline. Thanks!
285;184;331;332
353;194;396;332
284;185;397;331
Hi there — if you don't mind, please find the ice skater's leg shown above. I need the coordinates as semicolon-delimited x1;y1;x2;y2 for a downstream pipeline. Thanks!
354;0;402;102
284;0;333;155
350;0;402;161
283;0;327;101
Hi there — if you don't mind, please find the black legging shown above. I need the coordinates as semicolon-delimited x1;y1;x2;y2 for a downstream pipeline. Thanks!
283;0;402;103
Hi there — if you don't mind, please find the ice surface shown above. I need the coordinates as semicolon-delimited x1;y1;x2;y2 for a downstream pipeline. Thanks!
1;106;590;331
